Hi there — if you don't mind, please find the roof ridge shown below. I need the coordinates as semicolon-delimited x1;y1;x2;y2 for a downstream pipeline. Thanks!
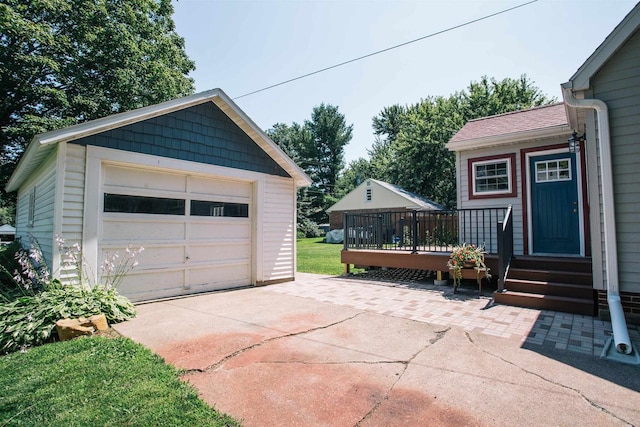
465;102;564;123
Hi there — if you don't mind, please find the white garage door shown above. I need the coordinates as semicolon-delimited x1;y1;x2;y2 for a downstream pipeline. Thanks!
99;164;252;301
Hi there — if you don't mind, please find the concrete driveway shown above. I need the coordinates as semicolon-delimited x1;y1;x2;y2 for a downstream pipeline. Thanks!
114;274;640;426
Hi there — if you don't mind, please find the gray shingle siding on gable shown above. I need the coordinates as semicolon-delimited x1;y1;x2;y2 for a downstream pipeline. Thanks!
71;102;290;178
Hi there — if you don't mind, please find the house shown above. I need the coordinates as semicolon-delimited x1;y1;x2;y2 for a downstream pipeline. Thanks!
447;3;640;341
561;3;640;339
446;103;576;257
445;103;598;313
326;178;443;230
0;224;16;244
5;89;311;302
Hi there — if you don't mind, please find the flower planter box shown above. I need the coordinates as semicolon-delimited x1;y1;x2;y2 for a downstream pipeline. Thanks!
449;267;488;294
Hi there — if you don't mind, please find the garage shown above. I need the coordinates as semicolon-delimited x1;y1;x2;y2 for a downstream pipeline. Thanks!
6;89;311;301
100;164;253;301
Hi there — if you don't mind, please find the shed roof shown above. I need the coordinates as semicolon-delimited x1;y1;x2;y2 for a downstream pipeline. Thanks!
446;103;570;152
6;89;312;191
326;179;443;213
374;180;444;210
0;225;16;234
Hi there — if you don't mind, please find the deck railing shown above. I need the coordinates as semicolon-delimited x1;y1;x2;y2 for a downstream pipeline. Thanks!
342;207;508;254
497;205;514;292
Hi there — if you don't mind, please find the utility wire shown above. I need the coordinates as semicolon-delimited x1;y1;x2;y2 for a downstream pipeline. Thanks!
233;0;538;100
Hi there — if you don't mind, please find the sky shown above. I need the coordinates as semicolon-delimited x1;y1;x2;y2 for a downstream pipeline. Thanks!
171;0;638;164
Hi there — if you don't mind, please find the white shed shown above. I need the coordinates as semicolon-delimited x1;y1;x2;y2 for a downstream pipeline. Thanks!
326;179;443;230
6;89;311;301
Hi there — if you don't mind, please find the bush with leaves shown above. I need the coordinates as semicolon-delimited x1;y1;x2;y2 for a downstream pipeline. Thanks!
298;218;323;238
0;282;136;354
0;236;139;354
0;241;25;294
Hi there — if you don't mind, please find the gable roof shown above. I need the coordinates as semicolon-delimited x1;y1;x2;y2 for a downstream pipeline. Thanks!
326;179;443;213
566;3;640;92
446;103;570;152
6;89;311;191
374;180;444;210
0;224;16;234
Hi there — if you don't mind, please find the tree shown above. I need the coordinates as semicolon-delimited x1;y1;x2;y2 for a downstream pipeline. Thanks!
0;0;195;217
268;104;352;232
389;95;464;208
367;75;552;208
462;74;549;120
303;104;352;196
371;104;407;146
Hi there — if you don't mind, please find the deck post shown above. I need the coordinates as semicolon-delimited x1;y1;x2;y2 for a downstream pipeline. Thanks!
377;215;383;249
343;212;348;251
411;211;418;254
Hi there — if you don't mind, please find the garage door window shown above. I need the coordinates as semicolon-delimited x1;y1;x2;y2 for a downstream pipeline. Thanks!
190;200;249;218
104;193;185;215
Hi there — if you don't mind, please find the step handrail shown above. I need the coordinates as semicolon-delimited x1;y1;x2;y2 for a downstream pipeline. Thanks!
497;205;513;293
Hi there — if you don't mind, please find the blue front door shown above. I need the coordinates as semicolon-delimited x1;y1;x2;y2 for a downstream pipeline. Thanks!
530;152;581;255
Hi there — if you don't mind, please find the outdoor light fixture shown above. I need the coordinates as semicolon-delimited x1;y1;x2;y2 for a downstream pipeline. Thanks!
568;131;584;153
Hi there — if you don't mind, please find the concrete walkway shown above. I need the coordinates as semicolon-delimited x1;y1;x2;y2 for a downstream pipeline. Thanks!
114;273;640;426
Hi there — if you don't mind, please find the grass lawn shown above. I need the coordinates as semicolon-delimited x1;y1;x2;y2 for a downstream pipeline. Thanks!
0;336;240;427
297;237;357;275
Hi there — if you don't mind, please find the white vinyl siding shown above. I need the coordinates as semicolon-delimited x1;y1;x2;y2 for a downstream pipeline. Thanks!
261;176;296;282
58;143;86;284
590;28;640;294
15;149;58;267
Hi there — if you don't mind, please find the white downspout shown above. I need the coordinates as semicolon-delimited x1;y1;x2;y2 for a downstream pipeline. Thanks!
562;84;632;354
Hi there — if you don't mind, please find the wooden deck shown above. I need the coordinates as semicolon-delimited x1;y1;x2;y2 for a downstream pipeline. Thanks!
341;249;498;277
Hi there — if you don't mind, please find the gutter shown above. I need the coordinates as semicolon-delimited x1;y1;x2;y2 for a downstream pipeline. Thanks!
561;83;632;355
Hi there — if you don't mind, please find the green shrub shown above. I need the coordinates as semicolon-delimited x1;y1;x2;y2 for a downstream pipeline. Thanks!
0;282;136;354
298;218;323;238
0;241;24;297
0;235;138;354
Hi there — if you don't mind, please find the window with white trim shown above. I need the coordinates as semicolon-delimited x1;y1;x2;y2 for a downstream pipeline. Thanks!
535;159;571;183
472;159;511;195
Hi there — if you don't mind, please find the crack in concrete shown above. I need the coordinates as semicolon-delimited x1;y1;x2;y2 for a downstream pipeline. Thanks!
353;327;450;426
181;312;365;376
464;332;634;427
429;327;451;345
254;360;406;366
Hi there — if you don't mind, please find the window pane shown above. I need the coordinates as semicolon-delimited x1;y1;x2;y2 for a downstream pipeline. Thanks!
474;160;509;193
190;200;249;218
104;194;185;215
535;158;572;183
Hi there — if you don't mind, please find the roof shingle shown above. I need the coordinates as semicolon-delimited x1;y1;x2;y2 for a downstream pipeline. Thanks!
449;103;567;144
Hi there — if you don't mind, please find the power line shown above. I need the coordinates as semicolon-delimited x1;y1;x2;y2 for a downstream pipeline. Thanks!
233;0;538;100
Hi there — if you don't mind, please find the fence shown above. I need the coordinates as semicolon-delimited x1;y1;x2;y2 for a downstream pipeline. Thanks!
342;207;508;254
